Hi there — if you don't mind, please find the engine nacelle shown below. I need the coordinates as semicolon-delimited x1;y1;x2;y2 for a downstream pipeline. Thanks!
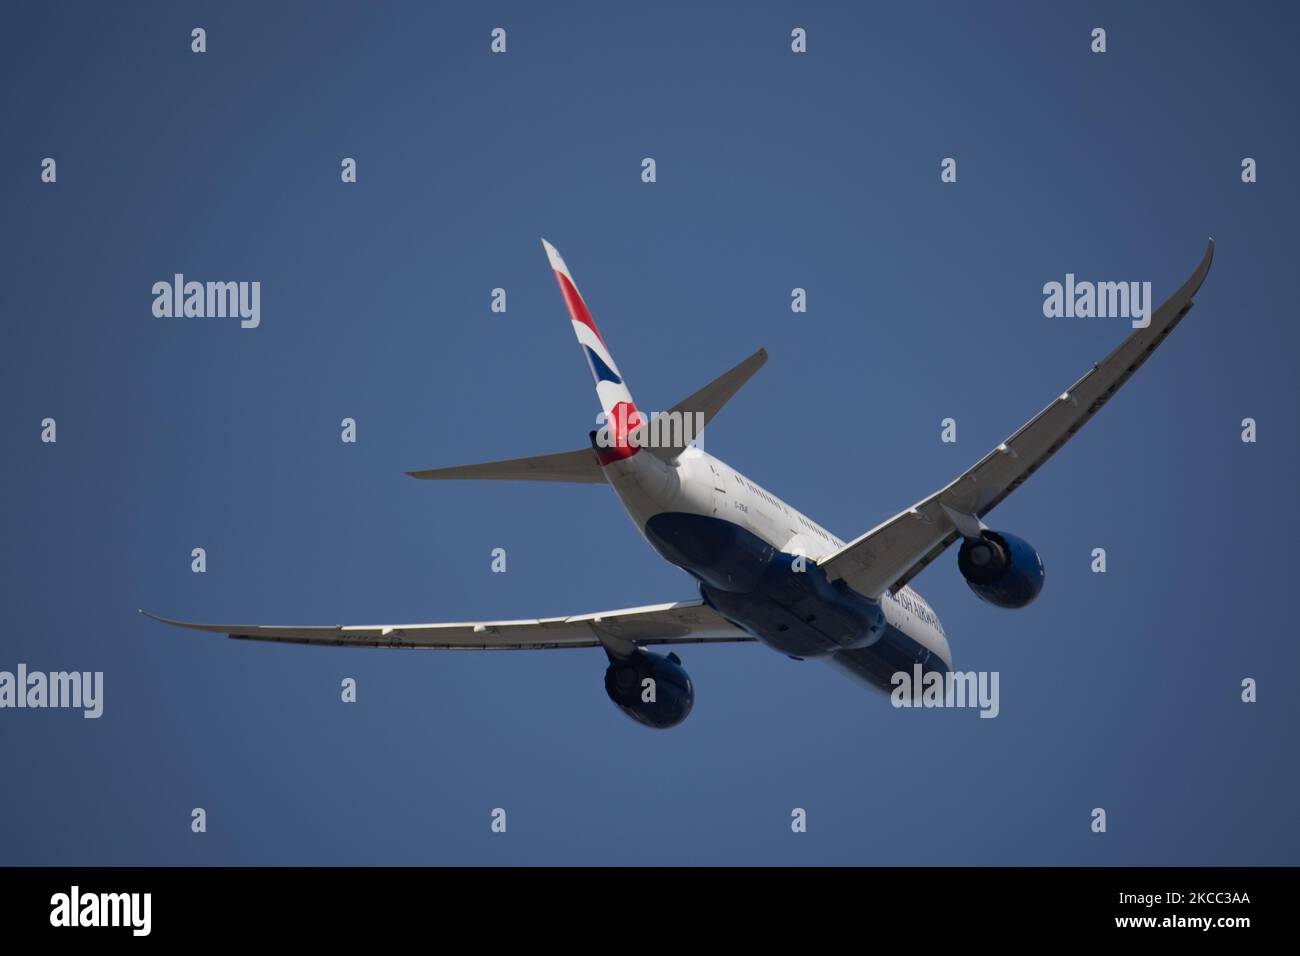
604;649;694;729
957;530;1045;609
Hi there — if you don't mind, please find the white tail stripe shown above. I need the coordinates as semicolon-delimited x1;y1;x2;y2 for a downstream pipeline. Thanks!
541;237;639;419
571;321;621;373
542;238;572;279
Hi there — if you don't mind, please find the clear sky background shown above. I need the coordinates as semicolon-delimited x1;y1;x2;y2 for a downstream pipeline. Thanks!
2;1;1296;865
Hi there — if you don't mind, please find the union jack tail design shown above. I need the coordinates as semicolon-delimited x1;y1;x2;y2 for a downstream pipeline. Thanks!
542;239;642;462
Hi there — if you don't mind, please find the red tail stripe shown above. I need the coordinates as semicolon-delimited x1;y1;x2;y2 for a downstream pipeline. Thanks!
554;271;606;347
594;401;642;464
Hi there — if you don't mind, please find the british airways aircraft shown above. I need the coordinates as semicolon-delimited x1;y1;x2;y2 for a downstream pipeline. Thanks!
145;239;1214;728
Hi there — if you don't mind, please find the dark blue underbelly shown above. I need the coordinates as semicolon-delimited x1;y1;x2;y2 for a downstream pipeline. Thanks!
825;626;949;692
644;512;947;693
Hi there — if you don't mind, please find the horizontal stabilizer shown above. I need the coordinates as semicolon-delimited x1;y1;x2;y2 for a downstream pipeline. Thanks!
409;349;768;481
407;448;604;483
647;347;767;461
668;348;767;433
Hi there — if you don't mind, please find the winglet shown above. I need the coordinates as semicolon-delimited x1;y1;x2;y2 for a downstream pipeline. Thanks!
1192;237;1214;290
140;608;177;625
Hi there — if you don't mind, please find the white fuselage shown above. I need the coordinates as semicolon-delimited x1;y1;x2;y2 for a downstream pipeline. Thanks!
599;445;953;677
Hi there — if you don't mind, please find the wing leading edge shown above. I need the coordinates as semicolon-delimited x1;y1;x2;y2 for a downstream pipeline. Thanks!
819;239;1215;600
140;600;754;651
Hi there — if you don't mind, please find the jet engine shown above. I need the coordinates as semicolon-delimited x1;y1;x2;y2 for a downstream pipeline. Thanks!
604;649;695;729
957;530;1045;609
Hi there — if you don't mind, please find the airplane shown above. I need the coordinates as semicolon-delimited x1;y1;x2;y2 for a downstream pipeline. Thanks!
144;238;1215;728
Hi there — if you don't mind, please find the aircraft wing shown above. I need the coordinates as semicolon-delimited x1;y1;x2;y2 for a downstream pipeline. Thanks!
140;600;753;651
818;239;1214;600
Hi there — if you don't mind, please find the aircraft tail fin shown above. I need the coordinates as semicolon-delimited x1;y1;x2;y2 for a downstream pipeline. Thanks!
542;239;644;462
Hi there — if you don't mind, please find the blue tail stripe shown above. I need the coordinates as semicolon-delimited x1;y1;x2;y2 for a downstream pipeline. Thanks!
584;345;622;385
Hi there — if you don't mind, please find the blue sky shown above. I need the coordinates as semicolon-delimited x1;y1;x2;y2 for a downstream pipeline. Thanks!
1;0;1296;864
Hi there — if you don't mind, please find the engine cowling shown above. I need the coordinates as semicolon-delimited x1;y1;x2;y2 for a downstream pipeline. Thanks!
604;649;694;729
957;530;1045;609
